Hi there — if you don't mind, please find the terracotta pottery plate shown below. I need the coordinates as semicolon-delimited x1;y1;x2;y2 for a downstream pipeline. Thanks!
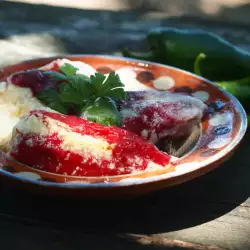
0;55;247;197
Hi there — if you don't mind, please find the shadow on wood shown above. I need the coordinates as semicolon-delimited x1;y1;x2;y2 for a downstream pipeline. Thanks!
1;132;250;236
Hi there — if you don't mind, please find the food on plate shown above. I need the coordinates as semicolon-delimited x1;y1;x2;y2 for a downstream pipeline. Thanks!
0;59;124;150
1;58;207;177
9;59;125;125
121;27;250;123
0;80;44;150
118;91;207;143
8;110;172;176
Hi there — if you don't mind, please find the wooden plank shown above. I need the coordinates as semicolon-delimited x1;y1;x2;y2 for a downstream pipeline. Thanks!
0;158;250;250
125;235;221;250
0;218;223;250
7;0;250;26
0;206;248;250
0;1;250;249
154;214;250;250
1;1;250;67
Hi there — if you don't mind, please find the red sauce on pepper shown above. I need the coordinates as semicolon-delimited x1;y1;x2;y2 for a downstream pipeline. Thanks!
9;62;61;95
10;110;171;177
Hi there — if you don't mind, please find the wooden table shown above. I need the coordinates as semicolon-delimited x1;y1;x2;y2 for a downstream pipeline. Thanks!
1;1;250;249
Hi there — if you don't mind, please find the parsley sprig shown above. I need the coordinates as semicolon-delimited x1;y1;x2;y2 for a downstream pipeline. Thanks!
36;63;125;126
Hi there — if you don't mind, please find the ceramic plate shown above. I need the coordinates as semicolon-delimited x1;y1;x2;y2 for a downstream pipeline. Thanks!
0;55;247;197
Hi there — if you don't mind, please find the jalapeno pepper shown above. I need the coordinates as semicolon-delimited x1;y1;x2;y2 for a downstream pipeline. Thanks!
194;53;250;123
216;79;250;109
122;27;250;81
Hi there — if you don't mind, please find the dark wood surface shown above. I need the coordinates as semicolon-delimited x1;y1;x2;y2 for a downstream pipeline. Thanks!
1;1;250;249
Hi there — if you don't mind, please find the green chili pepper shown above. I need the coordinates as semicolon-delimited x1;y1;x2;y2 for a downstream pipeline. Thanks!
247;115;250;125
214;78;250;124
122;27;250;81
194;52;250;123
194;52;250;109
216;79;250;109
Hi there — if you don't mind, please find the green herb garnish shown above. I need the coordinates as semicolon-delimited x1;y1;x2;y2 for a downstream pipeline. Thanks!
36;63;126;126
81;97;123;127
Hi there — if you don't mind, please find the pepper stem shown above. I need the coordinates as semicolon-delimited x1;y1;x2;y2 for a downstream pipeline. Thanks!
121;48;154;61
216;81;226;89
194;53;206;76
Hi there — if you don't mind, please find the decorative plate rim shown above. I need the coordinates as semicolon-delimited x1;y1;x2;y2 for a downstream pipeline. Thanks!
0;54;247;189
